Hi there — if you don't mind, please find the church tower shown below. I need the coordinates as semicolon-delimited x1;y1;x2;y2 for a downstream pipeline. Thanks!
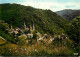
30;25;32;31
11;25;13;29
33;24;35;31
24;22;27;30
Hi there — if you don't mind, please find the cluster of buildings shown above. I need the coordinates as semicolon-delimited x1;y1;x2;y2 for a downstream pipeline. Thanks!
6;22;68;44
6;22;48;43
6;22;35;39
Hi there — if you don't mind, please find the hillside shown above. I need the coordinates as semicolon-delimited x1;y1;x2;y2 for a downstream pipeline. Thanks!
0;3;68;35
56;9;80;20
0;3;79;56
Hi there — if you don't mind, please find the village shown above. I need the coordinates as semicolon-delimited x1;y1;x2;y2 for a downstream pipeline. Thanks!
6;22;68;45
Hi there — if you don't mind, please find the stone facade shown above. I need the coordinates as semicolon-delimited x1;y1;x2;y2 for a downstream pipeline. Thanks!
27;33;33;38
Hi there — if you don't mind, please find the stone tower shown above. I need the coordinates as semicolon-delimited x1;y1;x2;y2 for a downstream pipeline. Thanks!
24;22;27;30
33;24;35;31
30;25;32;31
11;25;13;29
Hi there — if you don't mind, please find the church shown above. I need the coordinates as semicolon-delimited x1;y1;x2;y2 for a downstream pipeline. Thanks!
6;22;35;39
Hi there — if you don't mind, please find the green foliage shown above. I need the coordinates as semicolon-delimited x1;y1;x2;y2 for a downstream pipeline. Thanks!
0;3;79;56
17;35;27;46
33;30;39;39
0;3;68;35
65;16;80;44
0;30;11;41
0;43;27;56
0;23;8;31
0;30;17;44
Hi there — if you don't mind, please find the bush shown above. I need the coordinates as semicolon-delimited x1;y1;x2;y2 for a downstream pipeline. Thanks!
17;34;27;46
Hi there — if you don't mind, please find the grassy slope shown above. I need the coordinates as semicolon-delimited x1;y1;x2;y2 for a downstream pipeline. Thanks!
0;37;74;56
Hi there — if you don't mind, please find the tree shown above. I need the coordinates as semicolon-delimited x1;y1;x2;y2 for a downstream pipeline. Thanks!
17;34;27;46
67;16;80;44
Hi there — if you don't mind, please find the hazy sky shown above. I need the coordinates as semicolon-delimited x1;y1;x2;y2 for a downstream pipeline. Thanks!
0;0;80;11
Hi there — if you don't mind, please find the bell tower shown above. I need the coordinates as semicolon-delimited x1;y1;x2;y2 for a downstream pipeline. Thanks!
24;22;27;30
30;25;32;31
11;25;13;29
33;24;35;31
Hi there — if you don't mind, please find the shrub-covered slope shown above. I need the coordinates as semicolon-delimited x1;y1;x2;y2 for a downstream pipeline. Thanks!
56;9;80;20
0;3;68;34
